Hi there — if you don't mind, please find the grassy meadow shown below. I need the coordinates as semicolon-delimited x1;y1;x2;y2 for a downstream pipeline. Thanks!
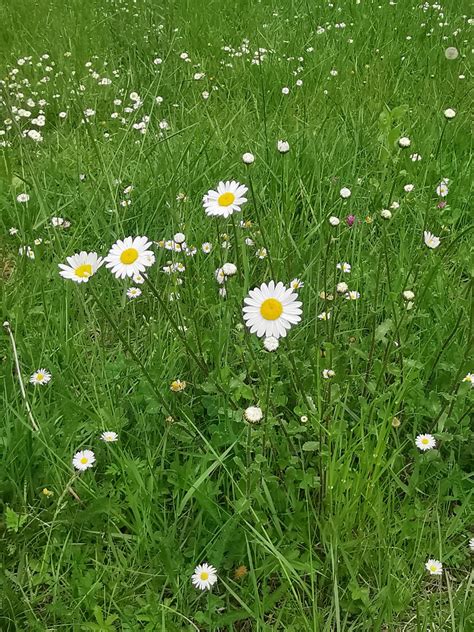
1;0;473;629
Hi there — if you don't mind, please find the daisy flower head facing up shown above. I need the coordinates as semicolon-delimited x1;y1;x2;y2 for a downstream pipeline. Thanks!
203;181;248;218
424;231;440;249
59;252;103;283
192;563;218;591
105;236;154;279
72;449;96;471
398;136;411;148
127;287;142;299
100;431;118;442
425;559;442;575
415;433;436;451
170;379;186;392
30;369;51;385
243;281;302;339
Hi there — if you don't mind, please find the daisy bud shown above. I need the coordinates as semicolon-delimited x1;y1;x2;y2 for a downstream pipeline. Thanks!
277;140;290;153
242;152;255;164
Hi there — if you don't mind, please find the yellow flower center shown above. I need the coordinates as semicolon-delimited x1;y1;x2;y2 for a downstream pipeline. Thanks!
200;572;209;580
75;263;93;278
218;192;235;207
421;438;429;444
120;247;139;264
80;457;88;464
260;298;283;321
430;565;437;572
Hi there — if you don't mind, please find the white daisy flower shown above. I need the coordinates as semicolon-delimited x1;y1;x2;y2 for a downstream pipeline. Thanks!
403;290;415;301
381;209;392;219
425;559;442;575
329;216;340;226
242;281;302;339
469;538;474;551
72;449;96;471
398;137;411;148
127;287;142;299
345;290;360;300
436;181;449;197
336;282;348;293
16;193;30;203
337;262;351;273
100;431;118;442
339;187;351;199
318;311;331;320
203;181;248;218
322;369;335;379
58;251;103;283
443;108;456;119
30;369;51;385
202;242;212;253
290;278;304;290
415;434;436;451
244;406;263;423
105;236;154;279
222;262;237;276
424;231;440;249
191;563;218;591
242;152;255;164
462;373;473;387
263;336;279;352
173;232;186;244
277;140;290;153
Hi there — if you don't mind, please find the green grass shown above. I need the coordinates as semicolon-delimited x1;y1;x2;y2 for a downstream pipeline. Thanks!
1;0;473;629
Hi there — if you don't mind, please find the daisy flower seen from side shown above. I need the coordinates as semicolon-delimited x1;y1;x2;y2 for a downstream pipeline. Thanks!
30;369;51;385
243;281;302;339
203;181;248;218
58;252;103;283
462;373;474;387
72;449;96;471
192;563;218;590
100;431;118;442
424;231;440;249
105;236;154;279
